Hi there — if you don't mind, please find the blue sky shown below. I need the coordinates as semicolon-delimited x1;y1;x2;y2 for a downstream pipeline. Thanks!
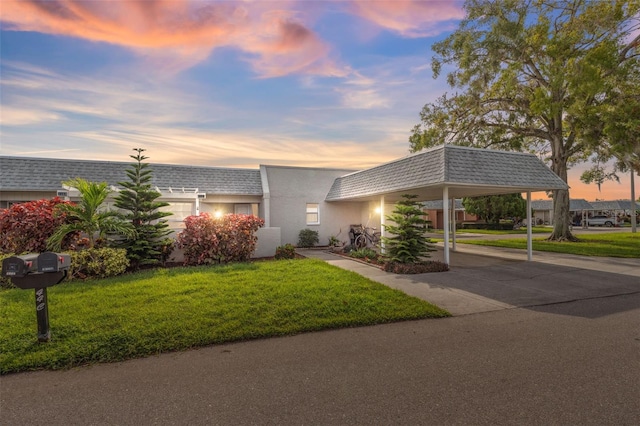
0;0;632;200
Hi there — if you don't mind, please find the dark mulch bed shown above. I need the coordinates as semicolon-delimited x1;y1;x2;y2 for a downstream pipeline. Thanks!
382;261;449;274
329;249;449;274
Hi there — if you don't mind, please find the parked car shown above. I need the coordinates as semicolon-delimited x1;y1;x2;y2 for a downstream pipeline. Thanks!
585;215;621;227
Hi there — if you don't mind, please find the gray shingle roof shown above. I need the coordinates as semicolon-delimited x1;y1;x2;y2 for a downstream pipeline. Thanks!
0;156;263;195
590;200;640;211
531;199;594;211
326;144;568;202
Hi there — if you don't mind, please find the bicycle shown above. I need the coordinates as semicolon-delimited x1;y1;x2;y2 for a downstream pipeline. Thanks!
354;226;381;249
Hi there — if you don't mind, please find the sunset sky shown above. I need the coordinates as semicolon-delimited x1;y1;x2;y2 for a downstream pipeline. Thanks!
0;0;635;201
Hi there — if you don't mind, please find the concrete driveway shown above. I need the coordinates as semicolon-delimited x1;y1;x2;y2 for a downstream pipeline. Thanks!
300;245;640;316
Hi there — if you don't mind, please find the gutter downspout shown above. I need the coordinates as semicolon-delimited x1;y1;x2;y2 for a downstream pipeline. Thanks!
259;165;271;227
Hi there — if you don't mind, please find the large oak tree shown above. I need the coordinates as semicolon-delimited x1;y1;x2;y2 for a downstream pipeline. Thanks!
410;0;640;241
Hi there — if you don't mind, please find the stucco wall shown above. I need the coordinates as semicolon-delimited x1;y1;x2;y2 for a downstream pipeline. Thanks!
253;227;281;258
0;191;57;206
263;166;363;246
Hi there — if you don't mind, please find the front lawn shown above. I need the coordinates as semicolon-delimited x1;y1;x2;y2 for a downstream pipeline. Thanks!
0;259;448;374
457;232;639;258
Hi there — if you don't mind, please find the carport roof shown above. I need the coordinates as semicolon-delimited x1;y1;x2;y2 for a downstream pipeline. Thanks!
325;144;568;202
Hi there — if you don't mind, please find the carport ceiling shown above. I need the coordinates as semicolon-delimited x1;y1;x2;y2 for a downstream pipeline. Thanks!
325;144;568;203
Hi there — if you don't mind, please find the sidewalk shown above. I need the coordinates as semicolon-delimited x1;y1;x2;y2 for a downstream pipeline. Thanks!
298;245;640;316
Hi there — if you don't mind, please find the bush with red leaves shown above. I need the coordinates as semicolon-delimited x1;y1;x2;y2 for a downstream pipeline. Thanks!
176;213;265;266
0;197;75;254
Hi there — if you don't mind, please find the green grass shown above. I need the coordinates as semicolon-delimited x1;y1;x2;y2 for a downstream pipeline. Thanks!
457;232;640;258
0;259;448;374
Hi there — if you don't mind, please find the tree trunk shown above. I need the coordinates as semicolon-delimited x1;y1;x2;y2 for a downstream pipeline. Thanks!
548;188;577;241
548;138;577;241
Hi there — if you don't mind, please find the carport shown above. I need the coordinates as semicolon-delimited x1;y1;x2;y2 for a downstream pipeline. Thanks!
325;144;568;264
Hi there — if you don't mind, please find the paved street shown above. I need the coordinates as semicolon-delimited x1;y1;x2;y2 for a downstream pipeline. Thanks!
1;242;639;425
2;293;639;425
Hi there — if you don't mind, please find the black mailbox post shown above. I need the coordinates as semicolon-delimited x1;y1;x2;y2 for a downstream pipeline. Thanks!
2;252;70;342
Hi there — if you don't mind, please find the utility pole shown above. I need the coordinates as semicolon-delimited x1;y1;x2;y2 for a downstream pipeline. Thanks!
631;169;637;233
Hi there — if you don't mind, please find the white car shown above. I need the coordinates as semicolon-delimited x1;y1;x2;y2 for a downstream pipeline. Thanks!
585;215;621;227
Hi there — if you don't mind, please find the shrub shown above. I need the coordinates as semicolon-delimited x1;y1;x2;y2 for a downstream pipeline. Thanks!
342;244;355;254
176;214;219;265
274;244;296;260
382;261;449;274
217;214;265;263
70;248;130;280
382;194;435;264
328;236;341;247
158;238;176;267
0;197;73;254
298;229;319;248
176;213;265;266
349;248;379;260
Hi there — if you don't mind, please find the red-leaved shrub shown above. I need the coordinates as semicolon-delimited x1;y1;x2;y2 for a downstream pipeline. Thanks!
0;197;74;254
176;213;264;266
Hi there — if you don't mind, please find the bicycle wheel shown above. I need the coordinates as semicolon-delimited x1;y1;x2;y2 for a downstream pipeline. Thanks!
354;234;367;249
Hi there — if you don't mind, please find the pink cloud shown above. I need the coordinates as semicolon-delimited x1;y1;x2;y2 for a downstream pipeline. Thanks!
240;10;350;78
350;0;465;37
0;0;347;77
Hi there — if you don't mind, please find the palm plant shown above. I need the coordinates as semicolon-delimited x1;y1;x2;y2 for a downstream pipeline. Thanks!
47;178;136;251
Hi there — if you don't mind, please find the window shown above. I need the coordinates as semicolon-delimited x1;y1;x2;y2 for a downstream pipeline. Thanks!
234;204;251;215
306;203;319;225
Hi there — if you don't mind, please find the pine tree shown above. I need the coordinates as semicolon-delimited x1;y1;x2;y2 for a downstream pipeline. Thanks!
114;148;172;269
382;194;435;264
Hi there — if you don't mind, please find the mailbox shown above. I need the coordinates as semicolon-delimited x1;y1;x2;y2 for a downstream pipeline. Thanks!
37;252;71;273
1;252;70;342
2;254;39;278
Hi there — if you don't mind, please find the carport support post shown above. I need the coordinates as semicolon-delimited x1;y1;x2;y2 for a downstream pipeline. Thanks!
527;191;532;261
443;187;450;265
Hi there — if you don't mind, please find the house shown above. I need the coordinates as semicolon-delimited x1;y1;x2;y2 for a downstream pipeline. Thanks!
589;200;640;217
0;144;568;262
421;199;477;229
530;199;640;225
530;199;594;225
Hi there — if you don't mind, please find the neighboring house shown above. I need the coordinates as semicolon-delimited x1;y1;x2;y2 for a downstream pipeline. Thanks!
422;199;477;229
0;144;569;261
530;199;640;225
530;199;594;225
589;200;640;217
